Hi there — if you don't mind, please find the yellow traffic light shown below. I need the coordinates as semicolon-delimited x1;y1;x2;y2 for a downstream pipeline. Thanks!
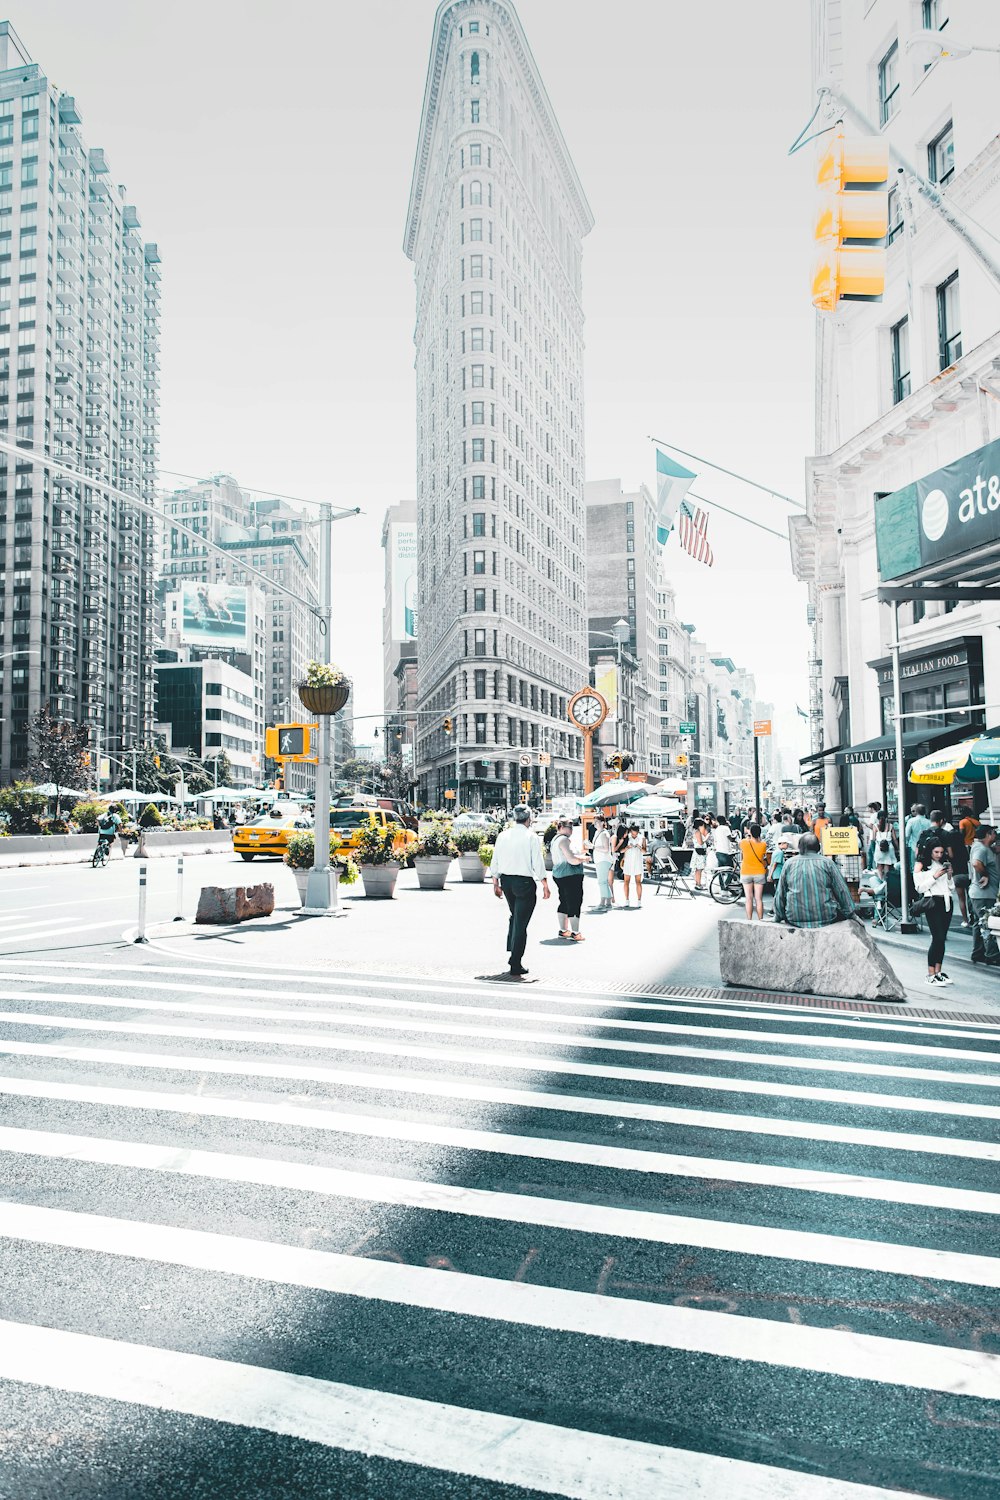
153;754;160;769
812;129;889;312
443;717;453;734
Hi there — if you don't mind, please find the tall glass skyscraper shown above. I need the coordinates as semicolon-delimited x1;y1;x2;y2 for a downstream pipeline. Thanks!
404;1;593;810
0;22;160;779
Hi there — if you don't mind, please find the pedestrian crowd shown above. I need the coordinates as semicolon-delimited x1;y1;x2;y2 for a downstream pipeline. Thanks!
485;796;1000;986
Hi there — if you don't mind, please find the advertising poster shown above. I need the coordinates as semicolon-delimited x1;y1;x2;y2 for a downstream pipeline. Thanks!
391;524;417;641
594;663;618;719
180;583;249;649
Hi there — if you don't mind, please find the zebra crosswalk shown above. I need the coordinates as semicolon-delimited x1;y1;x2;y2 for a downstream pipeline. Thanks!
0;958;998;1498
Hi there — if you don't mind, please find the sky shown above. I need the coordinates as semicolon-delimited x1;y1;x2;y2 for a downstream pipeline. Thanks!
20;0;818;763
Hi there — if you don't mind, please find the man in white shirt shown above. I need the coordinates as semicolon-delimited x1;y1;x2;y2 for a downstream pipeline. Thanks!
489;804;550;978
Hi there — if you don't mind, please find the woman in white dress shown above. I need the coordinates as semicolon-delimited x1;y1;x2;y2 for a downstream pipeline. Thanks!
620;822;647;906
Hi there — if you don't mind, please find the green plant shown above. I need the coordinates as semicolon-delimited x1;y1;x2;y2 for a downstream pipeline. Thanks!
284;831;344;871
0;782;49;834
413;825;458;859
477;842;494;867
453;826;485;854
542;822;558;846
45;817;71;835
336;855;360;885
303;660;347;688
356;822;400;866
138;803;163;828
70;799;110;833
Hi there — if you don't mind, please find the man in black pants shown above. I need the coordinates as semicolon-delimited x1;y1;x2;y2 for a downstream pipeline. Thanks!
488;804;550;978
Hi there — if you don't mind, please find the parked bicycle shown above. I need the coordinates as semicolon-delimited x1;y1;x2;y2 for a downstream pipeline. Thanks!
709;862;743;904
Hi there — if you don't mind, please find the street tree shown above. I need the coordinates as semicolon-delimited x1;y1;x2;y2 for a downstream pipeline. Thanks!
204;750;235;787
380;751;416;802
26;708;90;818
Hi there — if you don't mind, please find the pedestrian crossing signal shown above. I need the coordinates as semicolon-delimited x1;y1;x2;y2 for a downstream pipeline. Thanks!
443;717;453;734
264;723;314;762
520;780;532;795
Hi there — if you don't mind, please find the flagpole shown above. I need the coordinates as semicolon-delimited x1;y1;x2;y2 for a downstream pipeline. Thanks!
649;436;807;511
689;491;789;541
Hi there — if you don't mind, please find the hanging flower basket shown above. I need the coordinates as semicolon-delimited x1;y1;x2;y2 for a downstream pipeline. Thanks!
297;661;350;717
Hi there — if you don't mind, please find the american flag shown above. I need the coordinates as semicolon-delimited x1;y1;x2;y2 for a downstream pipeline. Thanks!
677;499;714;567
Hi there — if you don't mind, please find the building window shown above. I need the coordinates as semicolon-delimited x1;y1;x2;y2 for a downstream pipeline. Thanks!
469;20;479;33
878;42;900;126
469;143;481;165
928;121;954;186
473;588;486;611
471;437;485;461
470;51;480;82
469;217;483;241
471;400;484;423
475;712;487;744
469;254;483;278
472;475;485;499
473;628;487;656
891;317;910;404
470;326;484;350
472;512;486;536
937;271;961;369
469;180;482;205
886;187;904;245
922;1;948;33
470;100;480;123
473;549;486;574
470;364;484;386
470;290;483;314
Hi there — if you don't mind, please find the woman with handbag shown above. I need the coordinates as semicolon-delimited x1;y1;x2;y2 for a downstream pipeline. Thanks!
689;817;710;892
874;811;899;880
590;816;616;910
913;841;956;987
550;819;587;940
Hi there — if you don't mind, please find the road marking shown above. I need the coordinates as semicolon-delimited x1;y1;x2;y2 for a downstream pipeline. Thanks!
3;1036;998;1123
9;956;1000;1035
2;1063;997;1162
2;1009;997;1090
3;1076;999;1231
0;921;123;949
1;978;994;1064
3;1202;1000;1394
0;1122;995;1236
0;1319;926;1500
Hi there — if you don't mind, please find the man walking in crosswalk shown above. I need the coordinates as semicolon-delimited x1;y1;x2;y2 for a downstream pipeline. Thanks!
488;804;550;978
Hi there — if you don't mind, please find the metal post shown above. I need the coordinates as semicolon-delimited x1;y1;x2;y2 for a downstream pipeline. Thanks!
305;502;334;912
135;861;148;944
174;856;184;922
455;720;461;811
891;602;918;932
753;735;762;823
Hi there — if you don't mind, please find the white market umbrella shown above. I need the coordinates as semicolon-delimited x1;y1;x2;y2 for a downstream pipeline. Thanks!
32;782;90;798
626;794;687;817
107;789;176;804
577;779;651;810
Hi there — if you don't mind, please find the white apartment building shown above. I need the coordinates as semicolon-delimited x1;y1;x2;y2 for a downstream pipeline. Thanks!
0;21;160;781
793;0;1000;819
153;655;258;787
404;0;593;810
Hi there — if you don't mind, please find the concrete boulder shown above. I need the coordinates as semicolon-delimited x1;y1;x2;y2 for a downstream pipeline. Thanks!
196;884;275;925
718;918;906;1002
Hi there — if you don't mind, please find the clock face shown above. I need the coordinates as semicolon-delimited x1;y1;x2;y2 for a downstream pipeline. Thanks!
573;693;604;727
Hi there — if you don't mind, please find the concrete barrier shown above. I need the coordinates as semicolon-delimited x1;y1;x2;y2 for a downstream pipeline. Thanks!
135;830;231;858
718;917;906;1002
0;829;231;868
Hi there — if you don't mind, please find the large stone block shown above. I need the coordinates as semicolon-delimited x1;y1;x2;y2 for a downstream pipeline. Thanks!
718;918;906;1002
196;884;274;925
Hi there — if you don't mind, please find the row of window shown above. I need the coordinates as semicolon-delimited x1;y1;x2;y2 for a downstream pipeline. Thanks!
889;268;960;405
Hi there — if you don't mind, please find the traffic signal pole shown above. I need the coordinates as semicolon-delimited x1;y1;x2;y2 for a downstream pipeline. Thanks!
304;504;334;913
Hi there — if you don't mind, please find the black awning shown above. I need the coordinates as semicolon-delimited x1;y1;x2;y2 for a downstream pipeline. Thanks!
799;744;842;769
835;728;950;767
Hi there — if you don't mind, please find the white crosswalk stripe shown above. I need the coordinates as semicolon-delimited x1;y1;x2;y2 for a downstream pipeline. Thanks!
0;960;998;1498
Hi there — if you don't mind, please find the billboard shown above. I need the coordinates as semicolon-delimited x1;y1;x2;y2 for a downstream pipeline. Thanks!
180;583;249;649
594;662;618;719
390;523;417;640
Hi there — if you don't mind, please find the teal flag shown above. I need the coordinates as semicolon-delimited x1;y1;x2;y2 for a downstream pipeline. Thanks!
656;449;696;545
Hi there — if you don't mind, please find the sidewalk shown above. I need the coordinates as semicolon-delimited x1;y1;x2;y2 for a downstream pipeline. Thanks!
136;864;1000;1019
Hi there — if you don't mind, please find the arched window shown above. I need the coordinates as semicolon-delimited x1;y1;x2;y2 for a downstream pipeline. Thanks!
469;179;482;205
470;51;480;83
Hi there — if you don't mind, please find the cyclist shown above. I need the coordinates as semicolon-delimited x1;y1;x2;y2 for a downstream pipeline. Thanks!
95;807;122;861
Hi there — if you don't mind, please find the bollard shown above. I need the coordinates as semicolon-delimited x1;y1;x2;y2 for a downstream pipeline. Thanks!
174;855;185;921
135;861;149;944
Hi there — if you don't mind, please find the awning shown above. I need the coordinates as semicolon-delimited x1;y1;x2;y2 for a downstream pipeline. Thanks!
834;729;939;767
799;745;842;769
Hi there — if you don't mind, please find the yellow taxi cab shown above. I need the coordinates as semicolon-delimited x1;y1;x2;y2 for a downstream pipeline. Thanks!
233;803;312;861
330;806;418;861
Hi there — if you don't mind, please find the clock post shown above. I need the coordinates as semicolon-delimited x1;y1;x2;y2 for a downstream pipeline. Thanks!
567;687;609;839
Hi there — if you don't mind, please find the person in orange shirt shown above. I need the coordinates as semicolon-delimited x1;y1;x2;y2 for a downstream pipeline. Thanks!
812;805;831;843
740;821;769;922
959;806;980;848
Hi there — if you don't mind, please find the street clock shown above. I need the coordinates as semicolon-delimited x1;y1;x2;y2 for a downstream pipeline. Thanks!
568;689;608;730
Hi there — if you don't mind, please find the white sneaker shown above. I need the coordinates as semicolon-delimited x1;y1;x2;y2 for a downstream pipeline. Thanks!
937;972;954;985
925;975;939;985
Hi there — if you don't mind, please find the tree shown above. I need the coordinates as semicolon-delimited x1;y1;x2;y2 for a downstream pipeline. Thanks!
379;751;416;802
131;746;183;796
27;708;90;818
204;750;234;787
339;756;379;791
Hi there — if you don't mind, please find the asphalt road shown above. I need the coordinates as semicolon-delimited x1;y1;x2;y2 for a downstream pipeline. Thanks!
0;865;998;1498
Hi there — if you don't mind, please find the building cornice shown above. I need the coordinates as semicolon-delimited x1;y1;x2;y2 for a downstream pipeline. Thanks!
404;0;594;261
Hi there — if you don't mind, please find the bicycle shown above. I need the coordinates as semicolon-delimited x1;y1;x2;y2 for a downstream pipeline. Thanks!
708;860;742;905
92;838;113;868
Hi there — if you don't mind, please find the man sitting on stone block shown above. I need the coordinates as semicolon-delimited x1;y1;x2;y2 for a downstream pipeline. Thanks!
773;833;857;928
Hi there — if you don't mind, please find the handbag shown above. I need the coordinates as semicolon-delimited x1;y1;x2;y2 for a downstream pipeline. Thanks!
910;894;934;916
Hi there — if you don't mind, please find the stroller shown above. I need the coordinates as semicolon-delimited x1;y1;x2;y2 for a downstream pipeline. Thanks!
858;868;899;931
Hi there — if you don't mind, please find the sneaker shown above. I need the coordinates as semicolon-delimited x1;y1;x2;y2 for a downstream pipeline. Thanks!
936;973;954;985
925;974;939;985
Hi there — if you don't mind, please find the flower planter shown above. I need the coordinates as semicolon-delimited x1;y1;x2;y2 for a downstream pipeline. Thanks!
414;854;453;890
297;680;350;716
292;866;340;908
361;861;400;899
458;852;485;883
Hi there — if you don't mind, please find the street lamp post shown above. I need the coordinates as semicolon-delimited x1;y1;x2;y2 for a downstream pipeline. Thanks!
304;503;334;913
